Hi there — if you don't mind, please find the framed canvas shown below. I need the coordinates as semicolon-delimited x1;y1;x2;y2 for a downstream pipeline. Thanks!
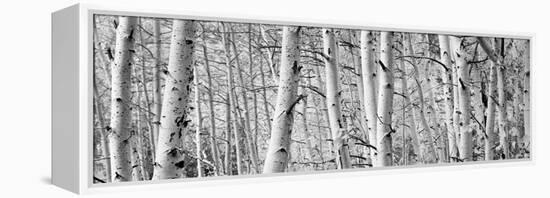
52;3;533;194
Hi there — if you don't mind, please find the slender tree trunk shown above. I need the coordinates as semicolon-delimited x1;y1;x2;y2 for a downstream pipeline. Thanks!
404;34;437;163
360;31;378;165
314;57;333;157
263;26;302;173
200;27;221;175
194;68;203;178
224;94;232;175
137;20;154;179
108;16;137;182
424;34;448;163
131;61;146;181
376;31;394;167
151;19;162;156
495;38;509;159
152;20;195;180
257;27;272;137
450;36;473;162
478;37;498;161
249;25;261;172
438;35;459;162
323;28;352;169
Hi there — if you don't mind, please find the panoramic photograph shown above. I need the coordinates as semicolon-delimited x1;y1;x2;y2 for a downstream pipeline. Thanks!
92;14;530;184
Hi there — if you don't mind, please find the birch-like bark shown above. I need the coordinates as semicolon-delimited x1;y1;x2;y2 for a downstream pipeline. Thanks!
360;30;378;165
323;28;352;169
495;38;509;159
194;68;203;178
450;36;473;162
152;20;195;180
404;34;437;163
478;37;498;160
224;94;232;175
152;19;161;154
263;26;302;173
201;27;221;175
424;34;448;163
376;31;394;167
108;16;137;182
438;35;459;161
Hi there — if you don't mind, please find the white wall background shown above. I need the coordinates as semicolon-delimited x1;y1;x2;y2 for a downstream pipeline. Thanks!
0;0;547;197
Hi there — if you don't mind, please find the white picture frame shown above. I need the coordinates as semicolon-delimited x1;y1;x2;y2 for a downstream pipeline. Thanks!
52;3;534;194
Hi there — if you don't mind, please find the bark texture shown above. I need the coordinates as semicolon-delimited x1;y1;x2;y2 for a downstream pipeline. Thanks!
152;20;195;180
263;26;302;173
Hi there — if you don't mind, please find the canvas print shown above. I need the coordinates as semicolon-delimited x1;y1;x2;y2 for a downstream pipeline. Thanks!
92;14;530;184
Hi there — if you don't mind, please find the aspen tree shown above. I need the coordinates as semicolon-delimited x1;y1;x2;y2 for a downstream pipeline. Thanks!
152;20;195;180
376;31;394;167
224;93;232;175
108;16;137;182
495;39;509;159
194;68;203;177
450;36;473;161
438;35;459;161
478;37;498;160
323;28;352;169
152;19;161;153
263;26;302;173
360;30;378;164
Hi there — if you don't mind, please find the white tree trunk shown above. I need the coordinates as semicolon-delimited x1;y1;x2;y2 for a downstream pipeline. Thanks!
263;26;302;173
494;38;509;159
108;16;137;182
478;37;498;160
376;31;395;167
438;35;459;162
424;34;447;163
450;36;473;162
360;30;378;165
323;28;352;169
152;20;195;180
194;68;203;178
152;19;161;155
